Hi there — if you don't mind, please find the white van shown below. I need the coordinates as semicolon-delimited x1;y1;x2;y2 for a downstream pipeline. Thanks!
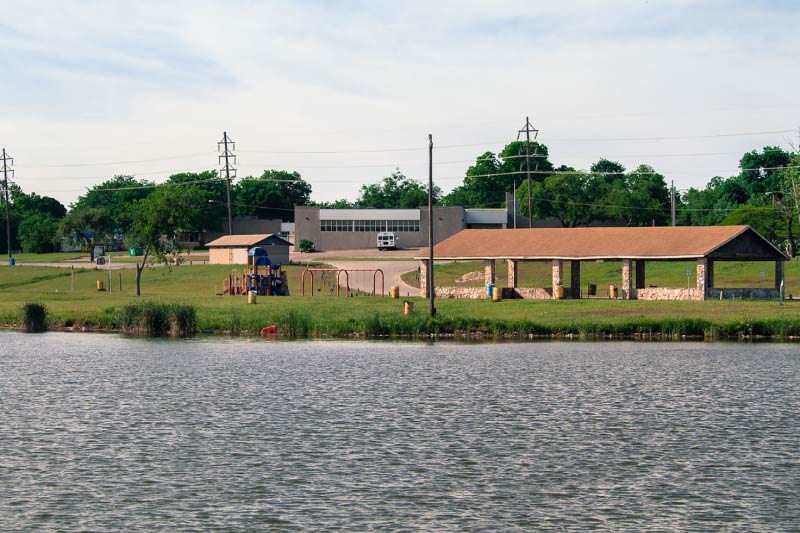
377;232;397;251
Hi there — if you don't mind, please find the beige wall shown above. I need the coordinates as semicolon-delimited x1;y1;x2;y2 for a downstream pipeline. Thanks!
209;245;289;265
294;205;467;251
209;248;249;265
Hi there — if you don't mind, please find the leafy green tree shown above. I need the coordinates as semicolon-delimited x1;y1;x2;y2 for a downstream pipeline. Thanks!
166;171;224;243
357;169;439;208
721;205;785;243
443;142;554;208
316;199;353;208
68;175;154;233
234;170;311;221
13;192;66;219
605;165;670;226
128;184;210;296
518;171;607;227
59;207;114;260
18;214;60;253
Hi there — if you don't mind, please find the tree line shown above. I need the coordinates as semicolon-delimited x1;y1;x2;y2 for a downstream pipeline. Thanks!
2;141;798;259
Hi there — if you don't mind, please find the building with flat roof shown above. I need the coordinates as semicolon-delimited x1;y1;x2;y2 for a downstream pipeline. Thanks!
293;204;511;251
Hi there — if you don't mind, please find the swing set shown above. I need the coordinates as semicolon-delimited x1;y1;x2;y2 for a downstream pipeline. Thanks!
301;268;384;297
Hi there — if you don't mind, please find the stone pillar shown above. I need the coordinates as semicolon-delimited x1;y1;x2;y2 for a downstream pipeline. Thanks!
775;260;784;290
552;259;563;299
507;259;518;288
621;259;633;299
419;259;428;298
484;259;496;287
696;258;707;299
570;260;581;299
635;260;646;289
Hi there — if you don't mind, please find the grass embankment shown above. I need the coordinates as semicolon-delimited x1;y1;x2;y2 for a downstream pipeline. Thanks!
403;259;800;296
1;264;798;339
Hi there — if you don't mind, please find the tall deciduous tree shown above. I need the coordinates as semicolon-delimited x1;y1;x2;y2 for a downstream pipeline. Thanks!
234;170;312;221
128;184;210;296
443;142;554;208
357;170;439;208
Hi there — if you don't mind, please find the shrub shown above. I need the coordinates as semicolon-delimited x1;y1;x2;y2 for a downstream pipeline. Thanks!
121;302;196;337
21;302;48;333
171;304;197;337
299;240;315;253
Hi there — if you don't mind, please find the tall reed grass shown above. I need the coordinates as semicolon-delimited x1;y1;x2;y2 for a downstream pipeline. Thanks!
20;302;48;333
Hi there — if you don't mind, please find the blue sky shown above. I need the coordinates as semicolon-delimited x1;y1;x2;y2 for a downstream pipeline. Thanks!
1;0;798;206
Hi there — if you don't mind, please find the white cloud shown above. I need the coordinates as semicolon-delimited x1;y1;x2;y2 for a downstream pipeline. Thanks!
0;0;798;207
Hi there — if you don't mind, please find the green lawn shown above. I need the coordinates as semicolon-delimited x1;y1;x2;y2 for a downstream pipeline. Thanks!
403;259;800;296
1;263;798;337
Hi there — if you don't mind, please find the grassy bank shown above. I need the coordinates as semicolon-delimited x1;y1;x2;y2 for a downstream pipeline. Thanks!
1;264;798;339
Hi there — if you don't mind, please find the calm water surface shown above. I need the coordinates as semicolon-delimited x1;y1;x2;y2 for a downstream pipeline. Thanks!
0;332;798;531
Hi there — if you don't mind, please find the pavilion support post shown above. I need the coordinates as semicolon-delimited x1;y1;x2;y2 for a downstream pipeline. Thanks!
707;258;714;291
419;259;429;298
621;259;633;299
696;258;709;299
775;260;784;290
552;259;563;299
635;260;646;289
570;260;581;299
484;259;496;288
507;259;518;288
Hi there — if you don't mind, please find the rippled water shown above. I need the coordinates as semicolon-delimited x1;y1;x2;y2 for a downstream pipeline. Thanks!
1;333;798;531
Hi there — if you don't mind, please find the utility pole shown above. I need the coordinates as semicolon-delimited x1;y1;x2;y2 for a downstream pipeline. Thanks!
517;117;539;228
2;148;13;263
218;132;236;235
671;180;676;227
428;133;436;317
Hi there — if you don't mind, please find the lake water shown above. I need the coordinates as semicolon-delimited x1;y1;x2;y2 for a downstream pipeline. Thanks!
0;333;798;531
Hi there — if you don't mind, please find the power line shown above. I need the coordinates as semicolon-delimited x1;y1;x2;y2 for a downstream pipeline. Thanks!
236;128;796;155
18;152;215;169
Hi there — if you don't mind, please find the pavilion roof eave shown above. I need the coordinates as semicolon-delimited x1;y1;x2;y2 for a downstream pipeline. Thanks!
414;254;708;261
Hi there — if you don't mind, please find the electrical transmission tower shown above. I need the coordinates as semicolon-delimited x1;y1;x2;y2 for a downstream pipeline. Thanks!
2;148;13;262
517;117;539;228
218;132;237;235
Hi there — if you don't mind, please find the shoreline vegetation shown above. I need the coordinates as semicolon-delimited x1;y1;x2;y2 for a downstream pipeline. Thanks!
2;264;799;341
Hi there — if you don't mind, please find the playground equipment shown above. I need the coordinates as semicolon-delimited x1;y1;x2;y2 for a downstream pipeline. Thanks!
222;247;289;296
301;268;384;297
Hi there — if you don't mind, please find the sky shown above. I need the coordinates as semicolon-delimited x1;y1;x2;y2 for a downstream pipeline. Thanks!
1;0;798;208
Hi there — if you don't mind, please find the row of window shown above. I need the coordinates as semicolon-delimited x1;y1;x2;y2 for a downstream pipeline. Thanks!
320;219;420;232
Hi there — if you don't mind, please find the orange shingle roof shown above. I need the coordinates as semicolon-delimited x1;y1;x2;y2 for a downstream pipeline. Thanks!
418;226;779;260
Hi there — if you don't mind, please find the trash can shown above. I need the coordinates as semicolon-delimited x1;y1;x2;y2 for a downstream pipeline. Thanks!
248;290;257;304
97;280;105;291
486;284;494;298
390;286;400;299
8;258;15;266
492;288;502;301
403;301;414;315
588;283;597;296
609;285;618;298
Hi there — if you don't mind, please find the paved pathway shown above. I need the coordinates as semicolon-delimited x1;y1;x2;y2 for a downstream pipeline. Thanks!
323;260;419;297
